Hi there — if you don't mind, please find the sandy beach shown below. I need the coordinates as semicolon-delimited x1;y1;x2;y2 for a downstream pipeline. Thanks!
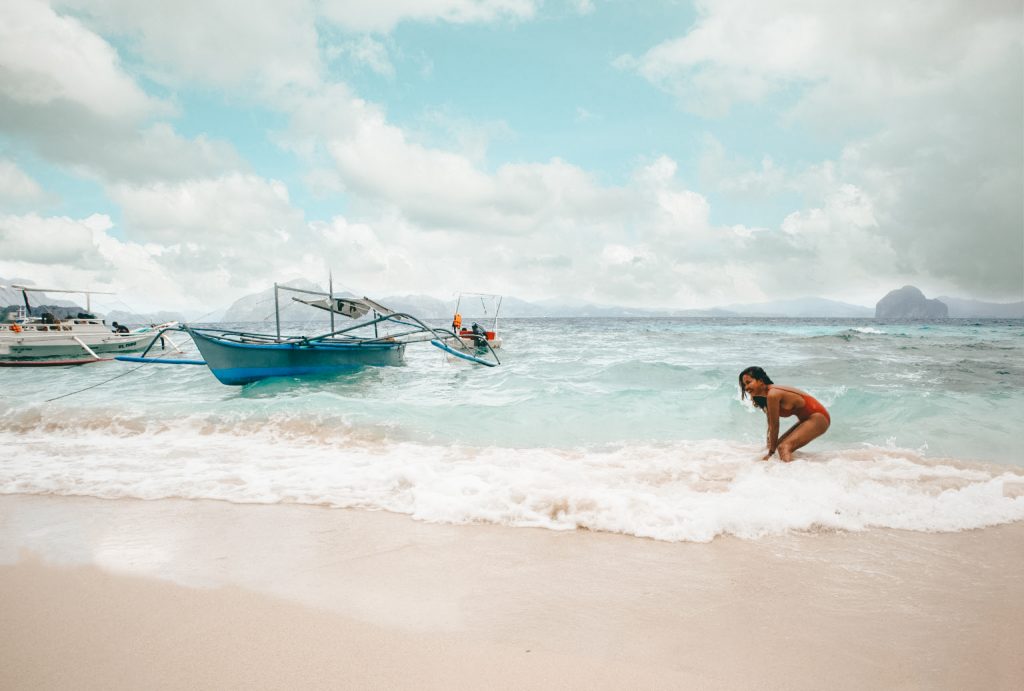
1;494;1021;689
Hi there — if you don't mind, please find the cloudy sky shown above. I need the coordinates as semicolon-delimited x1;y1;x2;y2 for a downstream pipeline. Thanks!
1;0;1021;313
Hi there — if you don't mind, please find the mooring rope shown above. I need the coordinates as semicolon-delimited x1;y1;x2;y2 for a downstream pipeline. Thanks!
44;363;145;403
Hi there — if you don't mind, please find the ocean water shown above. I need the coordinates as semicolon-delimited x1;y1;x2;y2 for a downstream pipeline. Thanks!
1;318;1022;542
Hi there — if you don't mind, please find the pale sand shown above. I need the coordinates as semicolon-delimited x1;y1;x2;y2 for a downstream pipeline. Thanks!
1;495;1021;690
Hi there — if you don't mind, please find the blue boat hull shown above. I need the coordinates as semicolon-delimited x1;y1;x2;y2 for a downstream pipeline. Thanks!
189;329;406;385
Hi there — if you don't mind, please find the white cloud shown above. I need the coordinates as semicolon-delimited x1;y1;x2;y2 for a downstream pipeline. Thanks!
0;0;160;121
619;1;1020;119
0;213;110;267
56;0;536;91
319;0;537;33
0;111;244;183
0;211;236;311
570;0;595;16
621;0;1023;298
709;181;902;303
275;84;844;306
0;196;316;311
0;3;244;184
0;150;903;311
296;91;615;235
698;136;791;197
0;160;47;206
98;174;382;303
55;0;321;92
108;174;305;248
330;36;396;78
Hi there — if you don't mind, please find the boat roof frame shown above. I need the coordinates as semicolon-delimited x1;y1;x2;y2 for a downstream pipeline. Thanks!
5;284;115;312
454;292;503;331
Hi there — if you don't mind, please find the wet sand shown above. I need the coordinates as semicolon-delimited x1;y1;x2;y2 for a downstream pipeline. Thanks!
1;494;1022;689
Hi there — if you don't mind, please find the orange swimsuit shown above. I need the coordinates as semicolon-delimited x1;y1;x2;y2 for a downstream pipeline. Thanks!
772;386;830;423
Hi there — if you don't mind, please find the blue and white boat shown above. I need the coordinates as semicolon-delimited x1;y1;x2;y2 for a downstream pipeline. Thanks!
118;284;499;385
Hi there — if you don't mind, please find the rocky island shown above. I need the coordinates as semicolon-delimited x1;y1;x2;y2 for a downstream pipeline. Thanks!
875;286;949;319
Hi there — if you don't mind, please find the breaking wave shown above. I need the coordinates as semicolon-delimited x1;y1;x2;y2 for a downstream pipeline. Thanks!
1;412;1021;543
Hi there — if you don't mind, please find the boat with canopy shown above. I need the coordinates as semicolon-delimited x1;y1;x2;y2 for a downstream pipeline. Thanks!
0;284;174;366
117;283;501;385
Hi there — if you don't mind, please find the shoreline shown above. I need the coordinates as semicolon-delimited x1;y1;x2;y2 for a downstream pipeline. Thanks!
2;494;1022;689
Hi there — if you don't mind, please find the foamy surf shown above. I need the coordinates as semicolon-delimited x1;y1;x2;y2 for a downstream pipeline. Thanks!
1;414;1020;543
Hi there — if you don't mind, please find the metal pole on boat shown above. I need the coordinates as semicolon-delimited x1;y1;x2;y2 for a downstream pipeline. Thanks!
329;271;335;334
274;283;281;342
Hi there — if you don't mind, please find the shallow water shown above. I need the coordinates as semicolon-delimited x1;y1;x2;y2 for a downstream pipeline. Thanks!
1;317;1022;541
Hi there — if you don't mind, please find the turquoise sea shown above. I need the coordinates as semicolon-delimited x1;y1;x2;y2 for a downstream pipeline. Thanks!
2;318;1022;541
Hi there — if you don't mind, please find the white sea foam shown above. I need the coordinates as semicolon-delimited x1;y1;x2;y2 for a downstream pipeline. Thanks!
1;418;1021;543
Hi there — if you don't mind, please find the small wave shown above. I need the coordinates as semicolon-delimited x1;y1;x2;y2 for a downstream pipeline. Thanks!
1;429;1020;543
580;360;696;389
0;403;398;445
806;329;885;342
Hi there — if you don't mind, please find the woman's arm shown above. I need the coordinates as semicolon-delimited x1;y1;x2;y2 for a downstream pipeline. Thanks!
763;393;781;460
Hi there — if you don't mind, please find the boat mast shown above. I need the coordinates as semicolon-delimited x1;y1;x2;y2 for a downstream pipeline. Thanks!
274;283;281;342
329;271;335;334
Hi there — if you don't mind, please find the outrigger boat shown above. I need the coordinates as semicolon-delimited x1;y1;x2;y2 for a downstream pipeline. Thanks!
450;292;503;351
0;285;173;366
117;283;500;385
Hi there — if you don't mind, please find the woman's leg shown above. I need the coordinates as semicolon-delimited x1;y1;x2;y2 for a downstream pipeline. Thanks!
777;414;830;462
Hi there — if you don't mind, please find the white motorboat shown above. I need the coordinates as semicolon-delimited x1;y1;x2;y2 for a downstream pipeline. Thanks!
0;285;172;365
450;292;503;350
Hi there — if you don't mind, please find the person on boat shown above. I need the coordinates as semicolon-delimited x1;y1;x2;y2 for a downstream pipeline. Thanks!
738;366;830;462
469;322;488;348
111;321;130;334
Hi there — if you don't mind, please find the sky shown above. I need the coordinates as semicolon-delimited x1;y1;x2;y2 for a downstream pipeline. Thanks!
0;0;1021;314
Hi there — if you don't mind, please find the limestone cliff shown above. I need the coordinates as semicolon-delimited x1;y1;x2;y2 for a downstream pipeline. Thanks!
875;286;948;319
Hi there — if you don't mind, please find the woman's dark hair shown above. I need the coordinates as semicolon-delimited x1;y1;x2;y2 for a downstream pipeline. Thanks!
739;366;773;410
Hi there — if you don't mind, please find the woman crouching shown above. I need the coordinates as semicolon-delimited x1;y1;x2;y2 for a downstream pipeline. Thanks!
739;366;830;462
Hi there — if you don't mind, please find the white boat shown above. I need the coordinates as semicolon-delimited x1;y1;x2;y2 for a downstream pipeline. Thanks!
450;292;503;350
0;285;172;366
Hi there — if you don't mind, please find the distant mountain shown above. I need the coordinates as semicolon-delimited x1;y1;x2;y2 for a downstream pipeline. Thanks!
2;278;198;326
936;296;1024;318
717;297;873;318
211;288;874;322
1;279;80;313
186;306;228;323
876;286;948;319
105;310;188;327
210;282;1023;323
502;298;664;318
378;294;451;319
220;278;341;322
